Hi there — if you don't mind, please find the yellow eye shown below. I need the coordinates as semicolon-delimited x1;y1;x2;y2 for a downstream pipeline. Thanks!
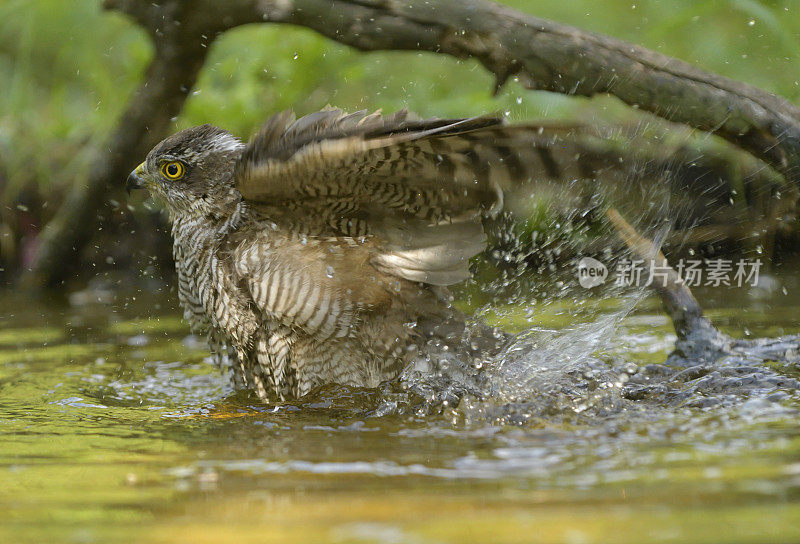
161;161;185;180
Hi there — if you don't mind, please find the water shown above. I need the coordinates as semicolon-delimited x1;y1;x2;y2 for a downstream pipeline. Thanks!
1;266;800;543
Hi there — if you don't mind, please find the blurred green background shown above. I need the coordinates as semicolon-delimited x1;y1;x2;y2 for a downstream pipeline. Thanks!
1;0;798;203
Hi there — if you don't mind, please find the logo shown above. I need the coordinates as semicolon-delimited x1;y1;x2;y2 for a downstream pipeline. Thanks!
577;257;608;288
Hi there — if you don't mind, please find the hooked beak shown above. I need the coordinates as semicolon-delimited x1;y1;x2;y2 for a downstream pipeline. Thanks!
126;162;146;194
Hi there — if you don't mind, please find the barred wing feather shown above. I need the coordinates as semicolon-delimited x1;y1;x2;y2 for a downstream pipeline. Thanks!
233;109;607;335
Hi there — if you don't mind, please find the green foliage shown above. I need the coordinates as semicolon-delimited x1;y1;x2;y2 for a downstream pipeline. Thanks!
180;26;554;137
0;1;149;198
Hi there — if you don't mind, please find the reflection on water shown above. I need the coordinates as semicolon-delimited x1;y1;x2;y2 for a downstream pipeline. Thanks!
1;265;800;543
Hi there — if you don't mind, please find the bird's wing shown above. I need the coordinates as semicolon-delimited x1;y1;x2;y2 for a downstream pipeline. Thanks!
235;108;596;289
236;108;594;218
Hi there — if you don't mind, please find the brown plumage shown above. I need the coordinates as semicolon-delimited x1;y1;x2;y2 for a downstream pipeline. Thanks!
126;107;612;401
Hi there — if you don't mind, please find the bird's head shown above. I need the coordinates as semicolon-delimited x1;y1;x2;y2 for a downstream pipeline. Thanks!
126;124;245;217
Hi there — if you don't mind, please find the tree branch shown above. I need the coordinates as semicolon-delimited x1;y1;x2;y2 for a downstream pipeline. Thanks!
24;0;216;287
24;0;800;288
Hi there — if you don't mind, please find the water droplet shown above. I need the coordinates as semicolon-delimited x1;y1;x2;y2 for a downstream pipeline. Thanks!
748;19;755;26
326;265;334;278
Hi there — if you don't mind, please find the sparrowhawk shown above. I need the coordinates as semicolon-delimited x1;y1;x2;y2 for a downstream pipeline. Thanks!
126;108;602;401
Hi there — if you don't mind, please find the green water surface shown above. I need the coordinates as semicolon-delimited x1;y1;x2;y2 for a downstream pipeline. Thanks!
1;272;799;544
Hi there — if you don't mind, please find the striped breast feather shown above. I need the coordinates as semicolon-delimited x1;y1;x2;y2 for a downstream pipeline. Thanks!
233;233;397;339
